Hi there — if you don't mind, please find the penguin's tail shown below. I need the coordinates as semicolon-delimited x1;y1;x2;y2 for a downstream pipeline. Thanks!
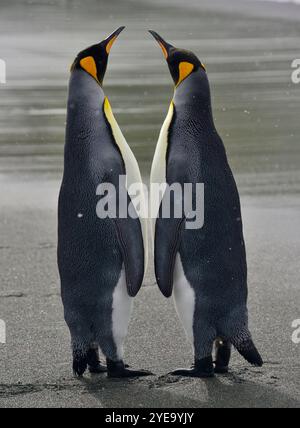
232;335;263;367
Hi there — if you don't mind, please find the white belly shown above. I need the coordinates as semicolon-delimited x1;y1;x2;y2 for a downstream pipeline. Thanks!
173;254;195;346
104;97;148;272
150;101;174;239
112;268;134;360
150;103;195;346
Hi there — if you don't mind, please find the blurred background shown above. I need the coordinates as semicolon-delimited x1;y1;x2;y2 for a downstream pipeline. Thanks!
0;0;300;194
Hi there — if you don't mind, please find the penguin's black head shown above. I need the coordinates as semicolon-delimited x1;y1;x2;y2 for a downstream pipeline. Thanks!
149;30;206;87
71;26;125;86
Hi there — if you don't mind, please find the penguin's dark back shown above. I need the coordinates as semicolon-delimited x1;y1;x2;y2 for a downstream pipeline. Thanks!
64;70;125;178
168;73;247;303
58;70;124;296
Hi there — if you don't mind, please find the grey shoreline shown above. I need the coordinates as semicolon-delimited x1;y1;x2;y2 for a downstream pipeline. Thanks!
0;178;299;408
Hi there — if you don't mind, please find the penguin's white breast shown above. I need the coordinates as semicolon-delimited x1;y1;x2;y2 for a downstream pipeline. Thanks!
150;103;195;345
104;97;148;271
173;254;195;346
150;101;174;236
112;267;133;360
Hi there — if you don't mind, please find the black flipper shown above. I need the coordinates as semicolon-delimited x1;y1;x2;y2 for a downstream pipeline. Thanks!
155;216;185;298
154;184;186;298
154;163;198;298
113;213;145;297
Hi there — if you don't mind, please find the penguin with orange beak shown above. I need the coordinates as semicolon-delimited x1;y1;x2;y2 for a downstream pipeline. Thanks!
149;31;263;377
58;28;150;378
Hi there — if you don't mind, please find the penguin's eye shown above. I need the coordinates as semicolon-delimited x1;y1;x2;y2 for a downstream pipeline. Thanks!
177;61;194;87
79;56;100;83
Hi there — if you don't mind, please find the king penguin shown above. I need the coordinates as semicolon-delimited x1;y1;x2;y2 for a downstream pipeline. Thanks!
58;27;151;378
149;31;263;377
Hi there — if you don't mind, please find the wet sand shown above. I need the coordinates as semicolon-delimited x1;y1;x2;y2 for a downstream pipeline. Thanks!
0;178;299;408
0;0;300;408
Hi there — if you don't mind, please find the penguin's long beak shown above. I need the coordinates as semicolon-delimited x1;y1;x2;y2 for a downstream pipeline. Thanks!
103;26;126;54
148;30;173;59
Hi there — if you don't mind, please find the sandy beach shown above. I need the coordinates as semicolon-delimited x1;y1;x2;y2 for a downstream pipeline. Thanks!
0;0;299;408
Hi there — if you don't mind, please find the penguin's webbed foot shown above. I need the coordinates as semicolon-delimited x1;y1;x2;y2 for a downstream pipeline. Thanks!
87;348;107;374
170;357;215;379
107;359;153;379
214;365;229;374
88;361;107;374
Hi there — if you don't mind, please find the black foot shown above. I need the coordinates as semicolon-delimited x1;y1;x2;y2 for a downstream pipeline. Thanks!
87;348;107;374
214;339;232;374
214;365;229;374
89;362;107;374
170;357;215;378
107;359;153;379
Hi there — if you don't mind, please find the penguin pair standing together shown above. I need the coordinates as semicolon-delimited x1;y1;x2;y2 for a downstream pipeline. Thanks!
58;27;263;378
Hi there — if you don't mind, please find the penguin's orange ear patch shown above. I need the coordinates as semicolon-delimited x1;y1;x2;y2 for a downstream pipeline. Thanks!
80;56;99;83
177;61;194;86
